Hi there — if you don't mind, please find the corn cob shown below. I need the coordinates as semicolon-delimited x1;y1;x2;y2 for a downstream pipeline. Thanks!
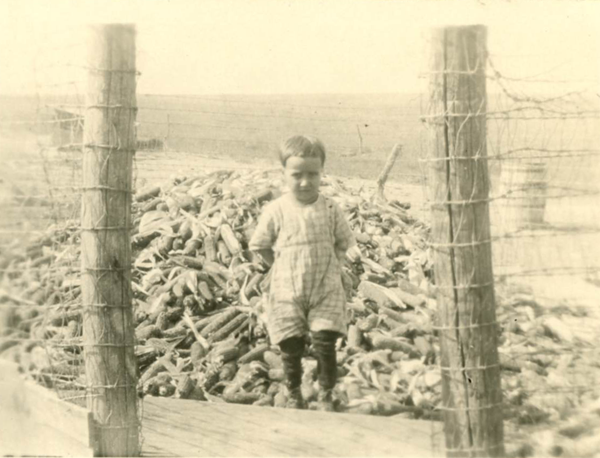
172;238;184;251
182;239;201;256
207;312;248;343
178;295;198;316
155;311;169;331
170;255;203;270
200;308;241;339
197;281;214;302
165;304;184;323
176;375;196;399
218;361;238;381
203;234;217;262
161;323;187;339
158;235;174;257
178;220;193;242
210;343;239;364
244;272;264;298
237;342;269;364
141;197;162;213
263;351;283;369
357;314;379;332
347;325;363;348
207;272;227;291
368;333;418;355
201;195;216;215
220;223;242;255
378;306;404;323
230;316;250;338
203;260;229;277
202;364;221;392
253;395;273;407
135;185;161;202
223;391;261;405
193;313;222;332
268;368;285;381
136;324;163;341
217;240;232;265
140;359;168;386
159;384;176;397
190;341;208;369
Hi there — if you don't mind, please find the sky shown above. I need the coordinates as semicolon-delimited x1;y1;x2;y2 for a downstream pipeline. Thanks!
0;0;599;95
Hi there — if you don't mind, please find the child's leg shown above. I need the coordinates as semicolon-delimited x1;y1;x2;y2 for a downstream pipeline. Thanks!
312;330;340;410
279;335;306;408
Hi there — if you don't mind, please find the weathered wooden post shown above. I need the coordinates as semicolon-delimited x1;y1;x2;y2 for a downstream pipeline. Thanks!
426;25;504;457
81;24;139;456
376;143;402;201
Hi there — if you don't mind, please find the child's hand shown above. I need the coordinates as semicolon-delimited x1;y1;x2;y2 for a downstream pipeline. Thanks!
346;246;362;263
251;249;274;271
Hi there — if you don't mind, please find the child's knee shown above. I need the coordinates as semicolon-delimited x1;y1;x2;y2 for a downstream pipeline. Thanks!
311;330;340;353
279;335;306;357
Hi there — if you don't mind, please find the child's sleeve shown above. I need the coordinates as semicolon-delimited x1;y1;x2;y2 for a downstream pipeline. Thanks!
248;203;278;251
332;201;356;259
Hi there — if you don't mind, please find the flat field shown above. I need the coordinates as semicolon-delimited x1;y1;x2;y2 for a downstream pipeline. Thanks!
1;92;599;279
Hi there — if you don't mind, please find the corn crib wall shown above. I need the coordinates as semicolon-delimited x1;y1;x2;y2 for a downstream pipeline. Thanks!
1;22;600;458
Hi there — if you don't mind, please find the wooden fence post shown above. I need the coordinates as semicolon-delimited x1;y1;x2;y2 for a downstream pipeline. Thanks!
376;143;402;201
81;24;139;456
426;25;504;457
164;113;170;151
356;124;363;155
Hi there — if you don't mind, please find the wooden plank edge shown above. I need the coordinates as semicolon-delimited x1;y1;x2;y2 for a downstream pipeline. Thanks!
0;359;96;456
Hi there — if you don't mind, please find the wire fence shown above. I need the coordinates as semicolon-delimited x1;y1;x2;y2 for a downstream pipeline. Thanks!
1;24;600;457
418;36;600;454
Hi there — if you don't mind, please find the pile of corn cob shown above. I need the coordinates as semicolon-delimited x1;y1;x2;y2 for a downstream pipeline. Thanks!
3;167;598;428
127;168;443;415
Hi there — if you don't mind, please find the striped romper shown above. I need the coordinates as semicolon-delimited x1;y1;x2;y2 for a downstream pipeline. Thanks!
249;192;355;345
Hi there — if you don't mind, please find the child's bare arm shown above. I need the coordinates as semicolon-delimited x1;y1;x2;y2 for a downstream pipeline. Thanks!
332;201;357;262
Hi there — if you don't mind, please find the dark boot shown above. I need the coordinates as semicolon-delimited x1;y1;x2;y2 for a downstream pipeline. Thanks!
317;389;334;412
279;336;306;410
286;386;306;409
312;330;340;412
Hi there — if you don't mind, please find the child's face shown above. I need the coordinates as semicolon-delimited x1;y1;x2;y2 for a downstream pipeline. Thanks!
283;156;323;204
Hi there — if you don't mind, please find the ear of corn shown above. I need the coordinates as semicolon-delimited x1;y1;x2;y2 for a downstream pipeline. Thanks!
210;343;239;364
220;223;242;255
223;391;261;405
238;342;269;364
182;239;201;256
204;235;217;262
161;323;187;339
217;240;232;265
141;197;162;213
218;361;238;381
201;196;216;214
347;325;363;348
171;256;203;270
178;220;193;242
136;185;161;202
200;308;241;339
136;324;162;341
197;281;214;301
176;375;197;399
139;358;168;386
244;272;264;298
208;312;248;343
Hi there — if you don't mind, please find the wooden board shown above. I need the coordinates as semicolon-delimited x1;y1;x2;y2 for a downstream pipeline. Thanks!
141;396;444;457
0;360;94;457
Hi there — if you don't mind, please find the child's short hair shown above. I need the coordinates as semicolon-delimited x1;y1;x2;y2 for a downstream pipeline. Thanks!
279;135;326;166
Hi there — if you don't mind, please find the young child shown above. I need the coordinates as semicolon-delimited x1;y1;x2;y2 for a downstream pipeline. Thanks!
249;135;356;411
